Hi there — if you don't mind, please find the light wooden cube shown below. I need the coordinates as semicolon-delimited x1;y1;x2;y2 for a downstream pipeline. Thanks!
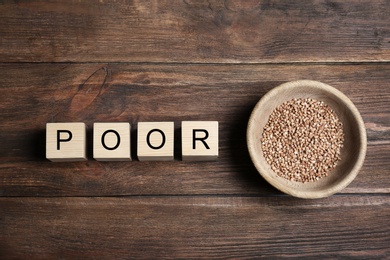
137;122;174;161
93;123;131;161
181;121;219;161
46;122;87;162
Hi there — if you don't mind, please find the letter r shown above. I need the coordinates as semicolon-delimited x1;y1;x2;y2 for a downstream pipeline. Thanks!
193;129;210;149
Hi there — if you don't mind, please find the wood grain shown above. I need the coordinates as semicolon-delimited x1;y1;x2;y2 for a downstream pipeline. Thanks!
1;1;390;258
1;0;389;63
0;63;389;196
1;196;389;259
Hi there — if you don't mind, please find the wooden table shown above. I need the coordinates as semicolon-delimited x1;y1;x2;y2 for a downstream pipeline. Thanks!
1;1;389;258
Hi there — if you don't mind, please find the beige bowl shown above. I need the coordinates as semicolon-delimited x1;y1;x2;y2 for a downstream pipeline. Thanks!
247;80;367;199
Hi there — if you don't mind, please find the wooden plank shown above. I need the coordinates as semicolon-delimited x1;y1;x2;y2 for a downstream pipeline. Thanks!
0;0;389;63
0;196;389;258
0;63;389;196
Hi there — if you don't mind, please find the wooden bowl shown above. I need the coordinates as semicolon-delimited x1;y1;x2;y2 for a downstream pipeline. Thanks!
247;80;367;199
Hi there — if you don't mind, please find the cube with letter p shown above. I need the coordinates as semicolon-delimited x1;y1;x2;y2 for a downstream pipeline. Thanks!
181;121;218;161
46;122;87;162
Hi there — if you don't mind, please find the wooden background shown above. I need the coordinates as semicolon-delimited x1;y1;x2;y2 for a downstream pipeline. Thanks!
1;0;389;258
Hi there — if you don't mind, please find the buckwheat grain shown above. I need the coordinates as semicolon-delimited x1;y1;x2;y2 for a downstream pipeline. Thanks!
261;98;344;183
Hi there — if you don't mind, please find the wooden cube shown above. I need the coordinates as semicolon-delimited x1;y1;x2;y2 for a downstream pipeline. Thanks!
46;122;87;162
137;122;174;161
181;121;219;161
93;122;131;161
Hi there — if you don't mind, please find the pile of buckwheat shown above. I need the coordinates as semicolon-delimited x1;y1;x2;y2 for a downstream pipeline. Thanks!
261;98;344;183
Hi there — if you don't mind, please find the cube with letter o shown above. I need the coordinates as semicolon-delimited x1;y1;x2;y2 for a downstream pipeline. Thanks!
137;122;174;161
93;122;131;161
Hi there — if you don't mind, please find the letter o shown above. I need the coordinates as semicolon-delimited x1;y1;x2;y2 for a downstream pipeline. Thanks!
146;129;166;150
101;130;121;150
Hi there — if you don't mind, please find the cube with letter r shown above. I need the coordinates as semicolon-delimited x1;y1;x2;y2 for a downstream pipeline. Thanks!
181;121;219;161
46;122;87;162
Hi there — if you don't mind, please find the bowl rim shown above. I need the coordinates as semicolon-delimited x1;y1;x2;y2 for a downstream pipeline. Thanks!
247;80;367;198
